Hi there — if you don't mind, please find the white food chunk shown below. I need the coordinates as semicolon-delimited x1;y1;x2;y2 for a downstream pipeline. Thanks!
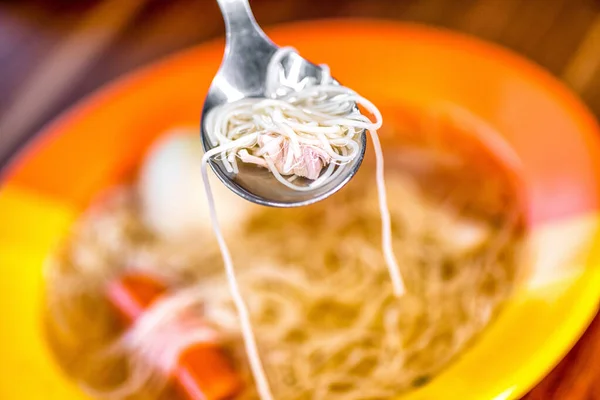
257;133;331;180
138;128;253;240
445;218;491;254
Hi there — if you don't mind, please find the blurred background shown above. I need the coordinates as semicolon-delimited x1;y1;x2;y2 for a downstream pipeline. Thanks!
0;0;599;398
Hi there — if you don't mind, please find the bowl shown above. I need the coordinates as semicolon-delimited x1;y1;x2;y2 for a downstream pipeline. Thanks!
1;19;599;400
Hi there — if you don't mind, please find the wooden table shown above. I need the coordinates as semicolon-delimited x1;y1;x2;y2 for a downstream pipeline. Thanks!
1;0;599;398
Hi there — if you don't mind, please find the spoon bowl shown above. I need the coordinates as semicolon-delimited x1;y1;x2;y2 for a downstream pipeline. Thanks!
200;0;366;207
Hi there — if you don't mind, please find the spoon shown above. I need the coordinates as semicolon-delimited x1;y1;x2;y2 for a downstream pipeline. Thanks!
200;0;366;208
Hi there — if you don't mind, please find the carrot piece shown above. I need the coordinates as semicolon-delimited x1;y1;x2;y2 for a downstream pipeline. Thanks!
106;274;244;400
106;274;167;323
177;343;244;400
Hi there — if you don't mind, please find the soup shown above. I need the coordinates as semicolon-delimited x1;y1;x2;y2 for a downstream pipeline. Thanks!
43;104;526;400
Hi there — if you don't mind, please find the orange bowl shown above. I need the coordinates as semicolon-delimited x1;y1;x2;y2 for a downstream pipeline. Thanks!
1;19;599;400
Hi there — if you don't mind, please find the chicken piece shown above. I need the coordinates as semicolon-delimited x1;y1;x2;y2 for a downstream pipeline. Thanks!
106;274;244;400
256;133;331;180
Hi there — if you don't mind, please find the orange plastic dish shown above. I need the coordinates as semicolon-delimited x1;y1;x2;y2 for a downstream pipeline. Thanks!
1;19;599;400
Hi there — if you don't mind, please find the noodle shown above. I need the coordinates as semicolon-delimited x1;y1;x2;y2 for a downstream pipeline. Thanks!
42;98;526;399
201;47;405;399
201;150;274;400
43;157;524;399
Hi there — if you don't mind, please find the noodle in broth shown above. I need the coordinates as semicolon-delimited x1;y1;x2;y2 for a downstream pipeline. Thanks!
201;47;406;399
43;104;525;399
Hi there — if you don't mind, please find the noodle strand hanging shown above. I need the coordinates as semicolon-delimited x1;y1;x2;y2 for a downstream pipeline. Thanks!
201;47;406;400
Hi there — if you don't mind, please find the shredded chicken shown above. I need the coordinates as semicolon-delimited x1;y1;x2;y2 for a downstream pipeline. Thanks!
246;134;331;180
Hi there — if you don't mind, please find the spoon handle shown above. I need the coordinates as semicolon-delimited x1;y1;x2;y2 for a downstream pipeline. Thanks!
213;0;278;99
216;0;270;45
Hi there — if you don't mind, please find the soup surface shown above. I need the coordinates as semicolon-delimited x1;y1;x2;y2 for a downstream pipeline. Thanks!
43;105;526;400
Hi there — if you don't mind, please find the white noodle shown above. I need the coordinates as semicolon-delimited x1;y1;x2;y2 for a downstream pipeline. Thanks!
201;47;405;400
202;146;274;400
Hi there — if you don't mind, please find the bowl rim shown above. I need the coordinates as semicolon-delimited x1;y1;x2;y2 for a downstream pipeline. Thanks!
3;19;599;182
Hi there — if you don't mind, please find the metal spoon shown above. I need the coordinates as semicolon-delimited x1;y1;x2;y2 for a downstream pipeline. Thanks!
200;0;366;207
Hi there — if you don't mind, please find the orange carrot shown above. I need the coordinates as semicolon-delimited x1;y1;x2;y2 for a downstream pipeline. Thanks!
107;274;167;323
106;274;244;400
